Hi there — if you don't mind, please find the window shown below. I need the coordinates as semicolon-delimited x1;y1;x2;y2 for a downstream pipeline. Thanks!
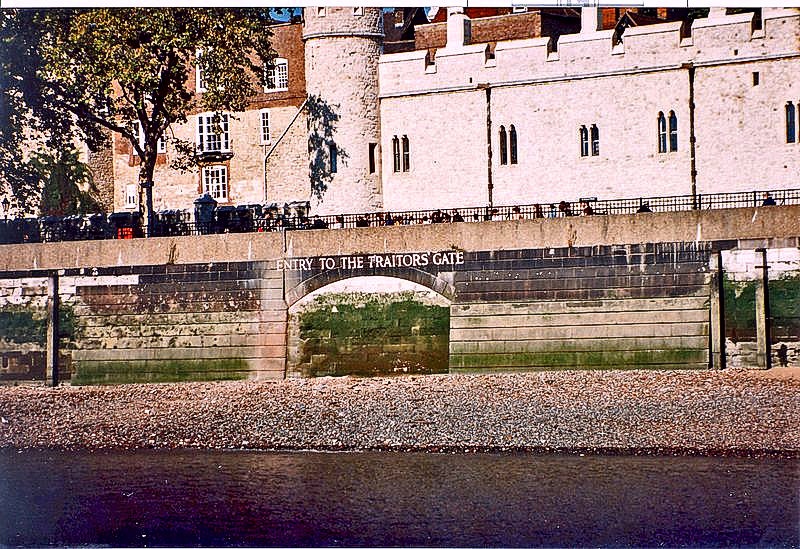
787;102;796;143
329;143;337;173
401;135;410;172
668;111;678;152
125;184;138;209
753;71;760;86
509;125;518;165
657;112;667;153
265;58;288;92
353;7;364;16
197;112;230;153
317;7;326;16
202;165;228;200
132;121;166;155
392;136;400;172
369;143;377;174
259;110;270;144
195;50;206;92
590;124;599;156
580;125;589;157
499;126;508;165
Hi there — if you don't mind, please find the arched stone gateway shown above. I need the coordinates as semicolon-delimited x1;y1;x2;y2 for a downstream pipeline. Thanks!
286;276;452;377
284;264;456;307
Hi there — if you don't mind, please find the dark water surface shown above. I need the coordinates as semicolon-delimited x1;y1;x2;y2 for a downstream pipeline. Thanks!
0;449;797;547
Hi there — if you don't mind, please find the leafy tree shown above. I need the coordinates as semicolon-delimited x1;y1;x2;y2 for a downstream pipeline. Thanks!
0;8;275;231
33;147;103;216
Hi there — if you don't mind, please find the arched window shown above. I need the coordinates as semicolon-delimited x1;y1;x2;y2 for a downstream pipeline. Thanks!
392;136;400;172
499;126;508;165
657;112;667;153
509;125;518;165
668;111;678;152
401;135;410;172
787;102;796;143
579;126;589;157
590;124;599;156
329;143;337;173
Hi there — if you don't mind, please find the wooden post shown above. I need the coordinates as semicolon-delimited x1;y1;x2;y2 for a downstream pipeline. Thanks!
754;248;772;369
46;273;59;386
709;251;726;369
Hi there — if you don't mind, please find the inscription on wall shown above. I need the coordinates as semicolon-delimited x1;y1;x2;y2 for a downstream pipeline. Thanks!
277;250;465;271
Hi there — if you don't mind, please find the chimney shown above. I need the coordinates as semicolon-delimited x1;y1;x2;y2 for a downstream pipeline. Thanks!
446;7;471;48
580;7;602;33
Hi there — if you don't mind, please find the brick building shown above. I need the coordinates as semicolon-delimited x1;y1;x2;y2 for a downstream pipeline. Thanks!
106;7;800;216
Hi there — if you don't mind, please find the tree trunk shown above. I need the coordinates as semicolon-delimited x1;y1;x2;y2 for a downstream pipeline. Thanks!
139;150;158;237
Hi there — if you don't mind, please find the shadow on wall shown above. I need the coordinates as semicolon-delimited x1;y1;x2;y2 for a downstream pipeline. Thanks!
307;94;348;201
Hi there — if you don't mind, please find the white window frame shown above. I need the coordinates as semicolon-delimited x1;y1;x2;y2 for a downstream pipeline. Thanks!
202;165;228;201
317;7;326;16
196;66;206;93
259;109;270;144
196;112;231;153
132;121;166;155
264;58;288;92
125;183;138;209
353;7;364;16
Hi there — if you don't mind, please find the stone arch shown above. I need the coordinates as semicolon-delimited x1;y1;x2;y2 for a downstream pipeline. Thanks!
284;266;456;307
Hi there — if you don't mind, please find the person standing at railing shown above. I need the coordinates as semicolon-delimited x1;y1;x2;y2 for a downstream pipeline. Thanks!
546;204;557;218
558;201;573;217
761;192;777;206
533;204;544;219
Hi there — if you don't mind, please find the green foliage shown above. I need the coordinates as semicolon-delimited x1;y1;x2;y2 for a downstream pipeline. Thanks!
1;8;275;210
33;147;104;215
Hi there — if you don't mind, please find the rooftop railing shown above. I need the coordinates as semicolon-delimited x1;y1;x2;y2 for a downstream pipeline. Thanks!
0;187;797;245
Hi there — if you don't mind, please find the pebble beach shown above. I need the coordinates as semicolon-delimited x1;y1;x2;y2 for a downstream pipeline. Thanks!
1;368;798;455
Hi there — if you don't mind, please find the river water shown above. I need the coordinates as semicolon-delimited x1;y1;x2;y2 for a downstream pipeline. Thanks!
0;449;797;547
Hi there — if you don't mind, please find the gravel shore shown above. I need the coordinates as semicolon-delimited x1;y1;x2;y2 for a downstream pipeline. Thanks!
1;369;798;456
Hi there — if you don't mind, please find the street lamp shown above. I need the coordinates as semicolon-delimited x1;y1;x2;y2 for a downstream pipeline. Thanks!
1;197;9;220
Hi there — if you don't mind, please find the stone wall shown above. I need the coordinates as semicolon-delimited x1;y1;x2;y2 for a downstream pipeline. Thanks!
0;206;797;383
304;7;384;214
449;243;711;371
378;9;800;210
69;261;285;384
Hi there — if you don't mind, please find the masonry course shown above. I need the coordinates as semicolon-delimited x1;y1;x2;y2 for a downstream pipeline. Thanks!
0;206;798;382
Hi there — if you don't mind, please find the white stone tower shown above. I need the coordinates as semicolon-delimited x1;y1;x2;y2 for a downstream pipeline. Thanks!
303;7;384;215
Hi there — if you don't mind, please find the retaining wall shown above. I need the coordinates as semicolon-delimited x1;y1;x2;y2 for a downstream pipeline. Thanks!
0;206;797;383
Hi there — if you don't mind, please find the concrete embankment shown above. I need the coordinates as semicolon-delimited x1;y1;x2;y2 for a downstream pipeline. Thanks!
1;369;798;455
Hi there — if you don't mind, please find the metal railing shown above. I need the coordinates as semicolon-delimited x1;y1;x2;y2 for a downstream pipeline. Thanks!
1;187;798;245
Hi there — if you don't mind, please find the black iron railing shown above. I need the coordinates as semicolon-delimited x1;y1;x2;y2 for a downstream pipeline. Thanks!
1;187;798;245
